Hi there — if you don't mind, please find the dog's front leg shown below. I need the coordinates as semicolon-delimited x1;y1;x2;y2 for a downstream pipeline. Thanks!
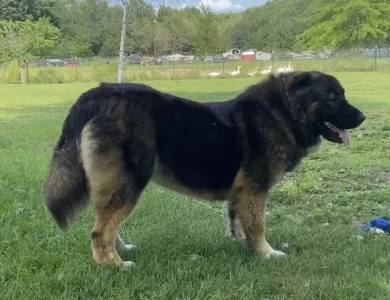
230;173;285;258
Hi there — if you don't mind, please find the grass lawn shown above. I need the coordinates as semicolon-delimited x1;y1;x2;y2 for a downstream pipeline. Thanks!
1;73;390;299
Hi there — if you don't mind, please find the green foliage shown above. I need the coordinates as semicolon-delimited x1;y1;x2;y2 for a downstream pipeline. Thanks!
0;17;60;63
298;0;390;49
0;0;28;21
90;59;117;82
1;0;390;60
70;38;92;58
51;0;113;56
31;65;63;83
51;38;72;57
0;0;57;23
4;59;20;83
22;17;60;57
230;0;311;51
195;4;219;55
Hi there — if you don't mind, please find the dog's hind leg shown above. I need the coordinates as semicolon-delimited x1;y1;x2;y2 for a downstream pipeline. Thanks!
116;233;137;253
226;201;246;242
230;171;286;258
81;118;153;270
90;189;140;270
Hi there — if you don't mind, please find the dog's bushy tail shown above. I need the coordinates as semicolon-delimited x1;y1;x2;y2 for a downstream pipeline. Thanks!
44;87;102;230
44;140;88;230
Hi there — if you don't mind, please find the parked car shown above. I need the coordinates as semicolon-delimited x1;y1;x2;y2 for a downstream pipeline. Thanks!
66;59;81;67
204;56;213;63
128;54;141;64
212;56;226;63
46;58;66;67
202;56;226;63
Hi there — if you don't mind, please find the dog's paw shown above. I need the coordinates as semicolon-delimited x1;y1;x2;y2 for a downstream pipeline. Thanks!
120;261;135;271
123;244;137;251
229;232;246;243
117;243;137;254
263;249;286;258
226;218;246;242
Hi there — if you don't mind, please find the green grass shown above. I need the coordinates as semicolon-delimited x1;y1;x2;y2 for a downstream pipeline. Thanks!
1;73;390;299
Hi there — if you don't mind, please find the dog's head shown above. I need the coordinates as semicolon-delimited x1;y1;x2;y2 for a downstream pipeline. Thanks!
283;71;365;147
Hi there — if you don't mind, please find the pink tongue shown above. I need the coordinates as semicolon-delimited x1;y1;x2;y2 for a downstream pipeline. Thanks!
331;125;350;148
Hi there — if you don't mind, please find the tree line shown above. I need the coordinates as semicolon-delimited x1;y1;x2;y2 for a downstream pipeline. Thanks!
1;0;390;62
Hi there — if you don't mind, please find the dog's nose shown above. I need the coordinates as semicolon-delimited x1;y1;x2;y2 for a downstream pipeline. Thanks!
357;113;366;123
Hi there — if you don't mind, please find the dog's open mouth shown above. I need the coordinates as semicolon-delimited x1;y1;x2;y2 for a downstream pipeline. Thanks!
319;121;350;148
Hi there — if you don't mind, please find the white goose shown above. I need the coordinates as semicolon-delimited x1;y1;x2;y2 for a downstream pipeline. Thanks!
285;61;294;72
276;65;287;73
260;66;272;75
229;66;241;77
247;67;259;77
208;71;220;77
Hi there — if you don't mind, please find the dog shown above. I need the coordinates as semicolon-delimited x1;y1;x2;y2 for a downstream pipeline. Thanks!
44;71;365;270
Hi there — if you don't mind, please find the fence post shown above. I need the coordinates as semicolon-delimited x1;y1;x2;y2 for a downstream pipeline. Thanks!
222;58;225;78
374;45;377;71
323;46;326;72
76;62;78;81
172;57;175;80
25;60;30;84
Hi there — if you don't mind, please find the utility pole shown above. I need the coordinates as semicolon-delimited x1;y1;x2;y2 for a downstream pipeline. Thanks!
118;0;128;83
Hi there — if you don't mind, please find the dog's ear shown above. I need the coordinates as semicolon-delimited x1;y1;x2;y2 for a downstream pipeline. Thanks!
286;72;313;97
284;72;315;120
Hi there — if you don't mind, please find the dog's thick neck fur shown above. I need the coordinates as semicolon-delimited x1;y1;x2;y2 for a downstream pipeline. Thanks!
233;73;322;154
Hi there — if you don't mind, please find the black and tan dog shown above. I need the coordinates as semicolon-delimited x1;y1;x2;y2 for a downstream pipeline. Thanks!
44;71;365;270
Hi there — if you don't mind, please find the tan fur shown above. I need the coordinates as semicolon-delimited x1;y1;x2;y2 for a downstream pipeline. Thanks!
81;122;138;267
229;171;274;255
91;204;135;265
80;122;123;197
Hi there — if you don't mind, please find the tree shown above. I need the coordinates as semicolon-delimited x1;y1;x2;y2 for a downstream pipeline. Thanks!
0;17;60;83
0;0;57;22
152;25;171;56
297;0;390;65
117;0;181;83
51;0;112;56
70;38;93;57
230;0;311;51
195;4;219;55
215;12;243;52
125;0;156;55
0;0;28;21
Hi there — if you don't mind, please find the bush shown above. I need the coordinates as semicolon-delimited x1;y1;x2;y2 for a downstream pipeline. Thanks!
5;60;21;83
31;66;64;84
90;60;117;82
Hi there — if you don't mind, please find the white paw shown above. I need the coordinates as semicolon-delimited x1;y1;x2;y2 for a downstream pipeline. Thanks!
230;232;246;242
123;244;137;251
117;243;137;253
120;261;135;271
263;249;286;258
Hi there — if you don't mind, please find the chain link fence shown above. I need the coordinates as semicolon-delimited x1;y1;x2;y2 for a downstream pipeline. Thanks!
1;46;389;84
